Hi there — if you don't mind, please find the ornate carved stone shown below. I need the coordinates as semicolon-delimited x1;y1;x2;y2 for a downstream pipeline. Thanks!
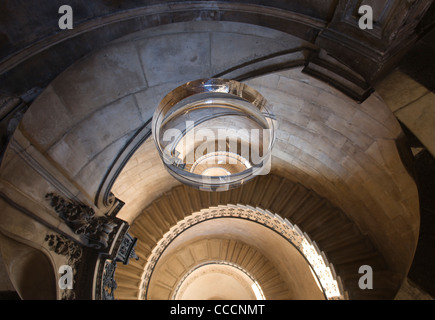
44;234;83;300
116;232;139;265
102;260;117;300
46;193;117;249
96;231;139;300
44;234;83;265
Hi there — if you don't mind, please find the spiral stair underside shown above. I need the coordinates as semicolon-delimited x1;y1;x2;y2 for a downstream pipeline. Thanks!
114;174;402;300
147;238;294;300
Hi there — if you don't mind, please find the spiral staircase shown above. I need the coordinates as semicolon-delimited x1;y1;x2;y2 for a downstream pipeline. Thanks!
0;1;433;301
113;174;401;300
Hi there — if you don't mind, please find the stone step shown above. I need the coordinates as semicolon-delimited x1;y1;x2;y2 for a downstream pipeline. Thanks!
319;233;369;254
114;287;139;300
131;218;160;245
154;198;178;227
331;251;383;268
115;277;142;290
115;265;143;279
147;202;171;232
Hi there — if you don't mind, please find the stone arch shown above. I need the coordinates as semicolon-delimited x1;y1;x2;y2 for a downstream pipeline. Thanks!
0;232;57;300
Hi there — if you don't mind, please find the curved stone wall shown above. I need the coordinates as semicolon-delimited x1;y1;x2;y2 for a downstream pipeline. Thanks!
2;0;431;100
245;71;419;276
376;70;435;158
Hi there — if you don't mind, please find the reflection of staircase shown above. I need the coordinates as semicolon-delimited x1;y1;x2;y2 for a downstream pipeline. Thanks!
147;238;292;300
115;174;402;300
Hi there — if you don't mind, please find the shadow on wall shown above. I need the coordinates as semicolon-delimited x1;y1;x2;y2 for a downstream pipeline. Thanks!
0;232;56;299
408;150;435;297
